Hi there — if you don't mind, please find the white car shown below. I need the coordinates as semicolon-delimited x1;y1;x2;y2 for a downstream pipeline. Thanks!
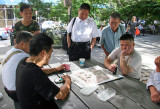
41;21;55;33
0;30;9;40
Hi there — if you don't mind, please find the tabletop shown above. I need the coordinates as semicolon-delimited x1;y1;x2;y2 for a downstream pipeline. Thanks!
47;59;160;109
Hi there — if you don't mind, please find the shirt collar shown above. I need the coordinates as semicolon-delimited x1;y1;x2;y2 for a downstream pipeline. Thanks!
77;17;88;23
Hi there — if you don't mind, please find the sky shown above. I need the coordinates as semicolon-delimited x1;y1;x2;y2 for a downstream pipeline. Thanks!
0;0;58;5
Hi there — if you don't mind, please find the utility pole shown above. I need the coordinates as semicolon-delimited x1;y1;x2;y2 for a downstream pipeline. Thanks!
63;0;72;22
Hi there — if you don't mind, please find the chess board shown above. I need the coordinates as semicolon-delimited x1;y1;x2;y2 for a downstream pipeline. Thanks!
70;66;123;88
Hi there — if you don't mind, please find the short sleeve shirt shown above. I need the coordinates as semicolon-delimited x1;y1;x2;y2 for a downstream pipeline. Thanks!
13;20;40;37
16;57;60;109
109;47;142;79
128;21;138;32
67;17;99;42
100;25;125;53
147;70;160;92
2;48;29;91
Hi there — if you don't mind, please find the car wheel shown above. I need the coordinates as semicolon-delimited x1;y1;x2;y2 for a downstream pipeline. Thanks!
0;36;2;40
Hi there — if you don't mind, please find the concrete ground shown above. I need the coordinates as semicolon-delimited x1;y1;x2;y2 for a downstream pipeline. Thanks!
0;34;160;108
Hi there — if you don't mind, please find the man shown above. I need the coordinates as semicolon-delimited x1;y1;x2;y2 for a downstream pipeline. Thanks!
127;16;139;37
147;56;160;103
2;31;65;109
12;3;40;45
16;33;71;109
67;3;99;61
101;12;125;57
104;34;142;79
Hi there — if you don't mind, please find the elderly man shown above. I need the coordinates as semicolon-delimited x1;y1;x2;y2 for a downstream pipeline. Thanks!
16;33;71;109
104;34;142;79
147;56;160;103
101;12;125;57
67;3;99;61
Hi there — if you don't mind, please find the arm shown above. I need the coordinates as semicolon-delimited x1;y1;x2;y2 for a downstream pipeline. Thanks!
42;65;65;75
120;53;134;75
90;38;96;50
104;57;116;72
67;34;71;48
55;75;71;100
101;45;110;57
33;30;40;36
149;86;160;103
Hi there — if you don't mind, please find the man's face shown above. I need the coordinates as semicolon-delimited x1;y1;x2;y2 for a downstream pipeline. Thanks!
20;8;32;22
109;17;120;32
78;9;89;20
120;40;135;55
132;17;136;22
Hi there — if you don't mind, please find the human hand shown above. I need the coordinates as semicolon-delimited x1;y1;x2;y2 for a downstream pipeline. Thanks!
57;65;65;71
149;86;160;103
109;64;117;72
155;56;160;71
61;75;71;84
121;47;132;56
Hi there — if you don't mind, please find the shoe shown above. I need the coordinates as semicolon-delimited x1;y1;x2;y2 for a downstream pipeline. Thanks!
0;93;3;100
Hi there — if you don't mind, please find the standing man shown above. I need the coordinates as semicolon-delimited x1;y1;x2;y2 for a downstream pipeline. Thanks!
127;16;139;37
67;3;99;61
101;12;125;57
12;3;40;45
104;34;142;79
16;33;71;109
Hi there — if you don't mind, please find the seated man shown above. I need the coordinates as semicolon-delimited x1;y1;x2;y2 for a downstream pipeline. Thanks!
2;31;65;109
16;33;71;109
147;56;160;103
104;34;142;79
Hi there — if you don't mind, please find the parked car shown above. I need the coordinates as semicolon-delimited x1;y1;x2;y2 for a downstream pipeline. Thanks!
0;30;9;40
40;21;55;33
3;27;13;33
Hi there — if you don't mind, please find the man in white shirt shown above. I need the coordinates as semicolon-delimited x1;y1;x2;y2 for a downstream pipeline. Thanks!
104;34;142;79
147;56;160;103
67;3;99;61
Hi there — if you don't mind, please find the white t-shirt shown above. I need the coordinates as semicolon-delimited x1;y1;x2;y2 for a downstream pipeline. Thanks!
67;17;99;42
2;47;29;91
109;47;142;79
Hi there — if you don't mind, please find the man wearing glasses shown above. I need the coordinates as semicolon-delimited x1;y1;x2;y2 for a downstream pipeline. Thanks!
101;12;125;57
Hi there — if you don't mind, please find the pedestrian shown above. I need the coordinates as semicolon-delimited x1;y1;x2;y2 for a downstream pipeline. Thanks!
100;12;125;57
16;33;71;109
104;34;142;79
67;3;99;61
127;16;139;37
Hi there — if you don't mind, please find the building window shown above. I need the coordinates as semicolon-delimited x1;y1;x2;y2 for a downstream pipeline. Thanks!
7;9;14;19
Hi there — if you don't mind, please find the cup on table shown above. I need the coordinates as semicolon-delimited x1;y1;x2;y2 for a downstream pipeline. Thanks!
79;58;85;66
64;64;70;71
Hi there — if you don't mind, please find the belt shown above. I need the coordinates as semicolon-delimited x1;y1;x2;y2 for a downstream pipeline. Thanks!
72;41;90;45
4;87;16;93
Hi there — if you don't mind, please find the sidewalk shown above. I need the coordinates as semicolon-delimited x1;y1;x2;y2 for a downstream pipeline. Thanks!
0;34;160;108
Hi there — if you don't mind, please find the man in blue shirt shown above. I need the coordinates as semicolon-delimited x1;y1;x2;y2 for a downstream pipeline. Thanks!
101;12;125;57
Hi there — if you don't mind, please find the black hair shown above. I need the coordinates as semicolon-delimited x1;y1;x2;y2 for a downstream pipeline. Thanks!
29;33;54;56
110;12;120;20
80;3;90;12
16;31;33;44
20;3;33;12
120;34;134;42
